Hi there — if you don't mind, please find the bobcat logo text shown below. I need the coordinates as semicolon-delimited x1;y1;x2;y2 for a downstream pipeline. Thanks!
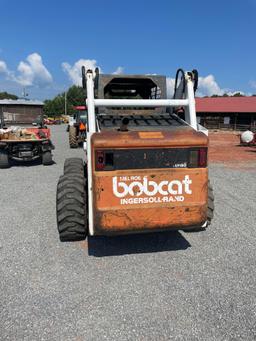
112;175;192;205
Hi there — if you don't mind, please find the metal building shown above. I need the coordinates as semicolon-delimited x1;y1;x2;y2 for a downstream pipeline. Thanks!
0;99;44;124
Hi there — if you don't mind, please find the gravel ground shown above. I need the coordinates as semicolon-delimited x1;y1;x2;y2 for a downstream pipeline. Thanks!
0;125;256;341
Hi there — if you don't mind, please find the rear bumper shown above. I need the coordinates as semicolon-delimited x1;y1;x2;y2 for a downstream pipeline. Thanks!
93;168;208;235
10;155;41;162
1;139;54;161
93;205;207;235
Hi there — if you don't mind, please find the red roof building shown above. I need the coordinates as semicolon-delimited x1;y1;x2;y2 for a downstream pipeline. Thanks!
195;97;256;130
196;97;256;113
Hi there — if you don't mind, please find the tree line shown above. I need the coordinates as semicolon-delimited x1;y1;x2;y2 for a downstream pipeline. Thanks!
1;87;256;117
0;92;18;100
0;86;86;117
206;92;252;98
43;86;85;117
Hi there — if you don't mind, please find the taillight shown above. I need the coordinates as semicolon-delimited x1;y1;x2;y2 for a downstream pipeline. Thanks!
189;148;207;168
95;150;114;171
198;148;207;167
96;150;105;170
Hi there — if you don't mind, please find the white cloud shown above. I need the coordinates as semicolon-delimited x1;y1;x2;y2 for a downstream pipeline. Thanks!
113;66;124;75
197;74;224;96
0;53;52;88
0;60;14;82
249;80;256;89
15;53;52;87
62;59;101;85
0;60;9;74
197;75;247;97
166;74;246;98
62;59;126;83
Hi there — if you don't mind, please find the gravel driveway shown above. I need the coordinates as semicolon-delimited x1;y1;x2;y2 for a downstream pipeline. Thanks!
1;125;256;340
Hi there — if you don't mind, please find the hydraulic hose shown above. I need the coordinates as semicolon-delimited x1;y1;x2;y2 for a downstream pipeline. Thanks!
192;69;199;93
174;68;186;98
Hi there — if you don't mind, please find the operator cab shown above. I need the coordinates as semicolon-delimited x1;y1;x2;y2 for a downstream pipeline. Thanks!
74;110;87;124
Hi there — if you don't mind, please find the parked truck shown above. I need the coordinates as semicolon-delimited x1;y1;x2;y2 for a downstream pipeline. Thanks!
0;109;54;168
56;67;214;241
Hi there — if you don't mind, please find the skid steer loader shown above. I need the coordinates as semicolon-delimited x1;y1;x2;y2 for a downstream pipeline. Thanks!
56;67;214;241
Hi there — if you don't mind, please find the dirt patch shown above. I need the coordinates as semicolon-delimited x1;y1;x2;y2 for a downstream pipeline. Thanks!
208;131;256;169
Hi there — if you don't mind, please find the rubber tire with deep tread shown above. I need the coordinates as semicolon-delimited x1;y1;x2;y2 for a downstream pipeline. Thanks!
184;181;214;232
64;157;84;175
56;173;88;241
69;126;78;148
0;151;10;168
207;181;214;225
42;151;53;165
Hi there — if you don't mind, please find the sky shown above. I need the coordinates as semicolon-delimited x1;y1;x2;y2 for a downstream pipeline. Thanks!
0;0;256;100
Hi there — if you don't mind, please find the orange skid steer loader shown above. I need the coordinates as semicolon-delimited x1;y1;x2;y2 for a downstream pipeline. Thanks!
56;68;214;241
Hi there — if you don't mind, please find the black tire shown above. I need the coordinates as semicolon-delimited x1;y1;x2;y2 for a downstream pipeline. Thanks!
0;151;10;169
56;173;88;242
69;126;78;148
64;157;84;175
184;181;214;232
207;181;214;225
42;151;53;165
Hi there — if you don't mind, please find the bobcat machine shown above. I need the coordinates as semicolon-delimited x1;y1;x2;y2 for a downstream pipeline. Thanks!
56;67;214;241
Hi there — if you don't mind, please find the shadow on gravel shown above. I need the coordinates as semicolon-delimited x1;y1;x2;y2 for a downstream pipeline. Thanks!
88;231;191;257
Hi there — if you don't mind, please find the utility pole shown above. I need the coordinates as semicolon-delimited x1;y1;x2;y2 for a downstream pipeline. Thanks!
65;91;67;115
22;87;29;100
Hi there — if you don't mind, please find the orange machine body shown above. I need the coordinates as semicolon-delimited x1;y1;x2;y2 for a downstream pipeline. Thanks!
91;127;208;235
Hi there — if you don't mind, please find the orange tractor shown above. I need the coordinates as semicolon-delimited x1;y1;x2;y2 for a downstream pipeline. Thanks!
56;68;214;241
68;108;87;148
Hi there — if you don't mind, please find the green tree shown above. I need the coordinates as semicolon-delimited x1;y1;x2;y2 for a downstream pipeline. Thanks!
0;91;18;100
43;86;86;117
44;95;65;117
66;85;85;107
233;92;244;97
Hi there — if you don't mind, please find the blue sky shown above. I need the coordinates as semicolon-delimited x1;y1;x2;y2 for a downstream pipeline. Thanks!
0;0;256;100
